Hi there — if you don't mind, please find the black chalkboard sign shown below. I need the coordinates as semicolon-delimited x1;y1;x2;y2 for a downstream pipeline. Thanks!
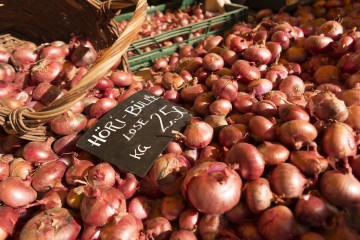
76;90;193;177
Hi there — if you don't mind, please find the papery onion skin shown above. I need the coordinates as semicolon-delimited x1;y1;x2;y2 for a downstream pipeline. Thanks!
179;208;199;231
19;208;81;240
320;170;360;208
181;161;242;215
225;142;265;180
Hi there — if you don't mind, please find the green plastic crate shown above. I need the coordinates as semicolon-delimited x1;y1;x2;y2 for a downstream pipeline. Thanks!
115;0;248;71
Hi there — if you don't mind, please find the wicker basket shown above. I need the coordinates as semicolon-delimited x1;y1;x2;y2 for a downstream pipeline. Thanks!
0;0;148;141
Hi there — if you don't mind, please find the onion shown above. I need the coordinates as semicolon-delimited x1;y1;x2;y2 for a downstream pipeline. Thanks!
0;160;9;181
160;195;184;221
183;119;213;149
2;135;24;154
212;76;238;101
53;133;81;155
31;160;67;192
80;187;126;227
181;161;242;214
317;20;344;40
199;214;240;240
0;81;15;98
330;36;354;58
229;36;249;53
225;142;265;180
22;139;58;164
243;45;272;66
50;111;87;135
199;143;223;161
279;104;310;122
295;194;336;227
209;99;232;116
289;149;328;177
279;120;318;149
100;213;144;240
320;170;360;208
307;92;348;122
235;221;263;240
70;42;98;68
313;65;341;85
89;97;117;119
128;195;151;220
266;41;283;63
247;78;273;95
87;162;116;189
346;72;360;89
9;158;34;180
258;205;297;240
245;178;273;213
298;232;326;240
225;200;252;224
170;230;197;240
270;163;311;199
251;100;278;118
179;208;199;231
345;105;360;131
19;208;81;240
249;115;276;141
218;124;249;148
278;75;305;98
31;60;63;84
233;92;258;113
336;88;360;106
231;60;261;83
257;141;290;165
304;34;333;54
219;48;239;66
285;46;308;63
0;63;15;82
32;82;63;105
202;53;224;72
271;31;290;50
322;122;357;171
263;91;288;106
39;45;67;61
0;207;24;240
110;70;134;87
341;51;360;74
0;177;37;208
145;217;172;240
148;153;191;195
65;157;94;185
115;173;138;199
36;186;69;210
10;44;38;72
180;83;207;103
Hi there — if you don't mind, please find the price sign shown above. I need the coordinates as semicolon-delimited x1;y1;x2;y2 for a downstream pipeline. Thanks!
76;90;193;177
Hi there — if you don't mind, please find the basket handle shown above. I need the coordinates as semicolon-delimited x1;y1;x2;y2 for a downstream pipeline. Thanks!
0;0;148;141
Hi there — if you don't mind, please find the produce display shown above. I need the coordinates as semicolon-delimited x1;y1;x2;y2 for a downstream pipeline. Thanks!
0;0;359;239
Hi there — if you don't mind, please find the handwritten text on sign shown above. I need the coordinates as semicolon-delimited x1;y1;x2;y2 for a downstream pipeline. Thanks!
76;90;193;177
